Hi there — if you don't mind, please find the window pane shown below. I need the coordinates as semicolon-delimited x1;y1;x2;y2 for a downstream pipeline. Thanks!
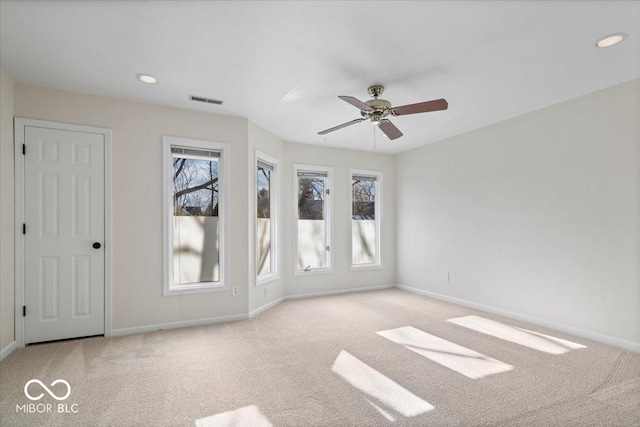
257;166;271;276
298;178;324;219
172;155;220;284
257;167;270;219
298;177;326;269
352;177;376;265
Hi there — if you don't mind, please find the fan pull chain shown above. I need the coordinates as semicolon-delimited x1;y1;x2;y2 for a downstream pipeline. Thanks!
373;125;377;150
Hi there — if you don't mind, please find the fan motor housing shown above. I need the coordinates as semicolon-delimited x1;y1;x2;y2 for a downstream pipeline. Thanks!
362;98;392;120
365;99;392;110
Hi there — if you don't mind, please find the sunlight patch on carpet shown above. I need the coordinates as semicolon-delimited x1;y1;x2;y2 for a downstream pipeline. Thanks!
331;350;434;417
195;405;273;427
377;326;513;379
447;315;587;355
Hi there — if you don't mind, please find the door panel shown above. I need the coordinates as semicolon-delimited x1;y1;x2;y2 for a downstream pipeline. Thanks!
24;126;105;344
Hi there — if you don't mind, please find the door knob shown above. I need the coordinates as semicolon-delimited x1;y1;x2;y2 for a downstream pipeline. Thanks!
93;242;102;249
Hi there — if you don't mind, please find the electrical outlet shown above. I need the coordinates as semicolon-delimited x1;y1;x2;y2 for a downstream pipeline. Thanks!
232;286;238;296
264;287;269;296
446;273;450;282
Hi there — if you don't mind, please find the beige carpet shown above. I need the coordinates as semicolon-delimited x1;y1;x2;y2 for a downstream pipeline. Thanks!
1;289;639;426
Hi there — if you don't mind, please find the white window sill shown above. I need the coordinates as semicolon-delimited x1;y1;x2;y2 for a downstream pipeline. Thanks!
350;264;383;272
293;268;334;277
256;274;279;286
164;282;227;296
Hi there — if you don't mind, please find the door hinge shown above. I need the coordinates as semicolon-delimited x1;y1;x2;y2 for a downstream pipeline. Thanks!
326;245;331;251
22;223;26;235
23;306;26;317
22;144;26;155
326;189;330;195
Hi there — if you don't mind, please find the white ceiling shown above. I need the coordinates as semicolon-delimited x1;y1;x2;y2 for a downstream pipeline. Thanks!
1;1;639;154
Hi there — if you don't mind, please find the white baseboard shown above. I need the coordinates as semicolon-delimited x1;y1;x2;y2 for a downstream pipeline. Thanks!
108;286;393;337
249;297;285;318
396;285;640;353
0;341;17;362
285;284;394;301
6;286;392;344
111;313;249;336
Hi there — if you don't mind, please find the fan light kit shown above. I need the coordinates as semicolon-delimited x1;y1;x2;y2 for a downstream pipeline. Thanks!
318;85;448;140
136;73;157;84
596;33;627;48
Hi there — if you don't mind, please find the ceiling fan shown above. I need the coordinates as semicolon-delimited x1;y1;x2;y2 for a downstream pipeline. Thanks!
318;85;448;140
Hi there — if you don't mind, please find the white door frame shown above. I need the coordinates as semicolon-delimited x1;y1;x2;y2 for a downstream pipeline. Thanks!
14;118;113;347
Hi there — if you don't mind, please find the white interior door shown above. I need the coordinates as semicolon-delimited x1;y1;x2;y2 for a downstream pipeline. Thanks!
24;125;105;344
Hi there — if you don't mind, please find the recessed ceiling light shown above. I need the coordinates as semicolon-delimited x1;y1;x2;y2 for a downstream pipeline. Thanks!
136;73;157;84
596;33;628;48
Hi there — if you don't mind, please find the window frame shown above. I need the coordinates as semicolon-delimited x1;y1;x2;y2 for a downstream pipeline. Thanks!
255;150;279;286
349;168;383;270
293;163;333;276
162;136;229;296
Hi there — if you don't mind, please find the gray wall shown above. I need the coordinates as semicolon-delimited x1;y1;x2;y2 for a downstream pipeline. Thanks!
396;79;640;348
0;70;15;353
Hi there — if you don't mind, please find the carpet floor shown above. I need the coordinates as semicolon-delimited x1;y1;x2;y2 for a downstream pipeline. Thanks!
1;289;639;426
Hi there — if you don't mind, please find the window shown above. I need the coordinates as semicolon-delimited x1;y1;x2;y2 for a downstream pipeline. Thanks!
162;136;228;295
294;164;332;274
256;151;278;284
351;169;382;269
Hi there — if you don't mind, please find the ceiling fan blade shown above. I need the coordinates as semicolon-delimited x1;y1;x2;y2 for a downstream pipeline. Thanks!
339;96;374;111
378;120;403;140
392;98;448;116
318;118;365;135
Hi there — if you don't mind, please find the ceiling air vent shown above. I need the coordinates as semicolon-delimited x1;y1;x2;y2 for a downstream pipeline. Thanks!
189;95;223;105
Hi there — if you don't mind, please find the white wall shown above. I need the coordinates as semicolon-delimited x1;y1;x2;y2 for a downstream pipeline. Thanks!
283;142;396;297
247;123;397;310
11;77;636;350
0;70;15;352
396;79;640;348
14;83;250;331
6;85;396;335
